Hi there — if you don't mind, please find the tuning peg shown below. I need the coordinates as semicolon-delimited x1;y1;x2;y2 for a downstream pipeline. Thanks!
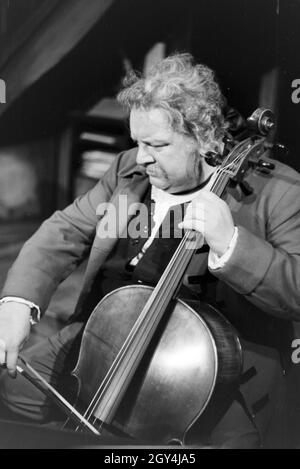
257;159;276;173
239;181;254;196
274;143;289;159
247;109;275;136
264;142;289;159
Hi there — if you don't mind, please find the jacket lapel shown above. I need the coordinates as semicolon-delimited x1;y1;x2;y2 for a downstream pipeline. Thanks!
73;173;149;316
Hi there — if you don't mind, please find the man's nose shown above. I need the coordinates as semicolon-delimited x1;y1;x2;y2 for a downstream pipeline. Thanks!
136;145;155;165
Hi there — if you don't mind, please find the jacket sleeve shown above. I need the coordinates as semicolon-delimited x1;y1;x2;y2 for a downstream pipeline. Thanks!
210;181;300;321
0;152;124;313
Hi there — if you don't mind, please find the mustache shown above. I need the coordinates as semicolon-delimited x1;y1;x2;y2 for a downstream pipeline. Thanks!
143;164;159;174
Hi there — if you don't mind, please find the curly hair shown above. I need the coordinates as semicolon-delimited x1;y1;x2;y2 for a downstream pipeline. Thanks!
117;53;228;153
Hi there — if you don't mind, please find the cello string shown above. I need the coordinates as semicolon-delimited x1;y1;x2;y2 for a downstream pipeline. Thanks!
80;152;245;428
80;147;247;427
93;148;252;428
79;245;192;424
80;150;245;428
79;229;197;427
80;205;207;423
82;219;216;424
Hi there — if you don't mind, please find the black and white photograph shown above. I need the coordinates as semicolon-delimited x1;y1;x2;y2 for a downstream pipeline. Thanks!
0;0;299;451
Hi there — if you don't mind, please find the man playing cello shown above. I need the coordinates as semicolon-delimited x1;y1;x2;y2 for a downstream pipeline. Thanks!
0;53;300;448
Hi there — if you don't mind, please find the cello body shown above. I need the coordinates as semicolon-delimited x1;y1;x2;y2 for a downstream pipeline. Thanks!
73;285;242;445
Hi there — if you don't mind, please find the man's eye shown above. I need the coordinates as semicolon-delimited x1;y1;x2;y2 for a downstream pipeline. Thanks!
152;143;169;148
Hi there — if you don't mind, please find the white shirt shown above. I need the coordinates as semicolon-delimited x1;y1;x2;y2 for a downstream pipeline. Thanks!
130;176;238;268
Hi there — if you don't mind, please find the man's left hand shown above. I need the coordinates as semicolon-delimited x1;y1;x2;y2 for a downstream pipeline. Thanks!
179;191;235;257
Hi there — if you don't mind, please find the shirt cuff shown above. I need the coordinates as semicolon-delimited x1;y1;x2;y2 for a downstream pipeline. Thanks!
208;226;239;270
0;296;41;325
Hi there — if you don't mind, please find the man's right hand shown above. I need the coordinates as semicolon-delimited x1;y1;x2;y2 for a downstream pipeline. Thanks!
0;302;31;377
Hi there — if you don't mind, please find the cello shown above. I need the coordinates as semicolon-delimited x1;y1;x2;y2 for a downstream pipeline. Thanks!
18;108;276;445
